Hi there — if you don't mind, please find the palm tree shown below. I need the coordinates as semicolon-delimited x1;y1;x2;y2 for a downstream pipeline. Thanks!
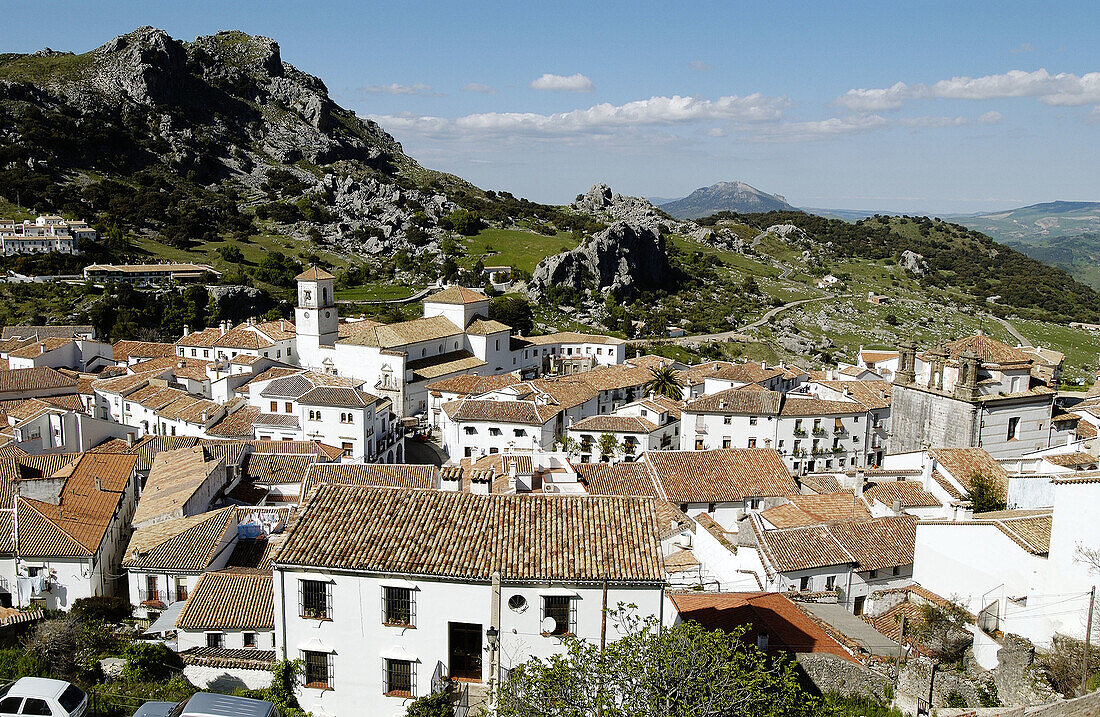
643;365;684;400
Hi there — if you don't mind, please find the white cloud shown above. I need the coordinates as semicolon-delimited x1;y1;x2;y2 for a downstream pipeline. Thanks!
361;83;441;97
371;93;787;137
751;114;889;142
837;69;1100;111
688;60;714;71
897;115;969;128
977;110;1004;124
461;83;499;95
1010;42;1035;54
530;73;595;92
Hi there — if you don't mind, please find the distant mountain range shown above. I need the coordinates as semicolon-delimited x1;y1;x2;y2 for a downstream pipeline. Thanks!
657;181;796;219
950;202;1100;289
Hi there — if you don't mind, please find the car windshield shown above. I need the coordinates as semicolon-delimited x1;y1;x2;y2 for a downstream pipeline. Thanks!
58;685;85;713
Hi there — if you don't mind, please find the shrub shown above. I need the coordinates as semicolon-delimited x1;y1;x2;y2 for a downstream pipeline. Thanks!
72;596;132;623
405;684;454;717
124;641;183;682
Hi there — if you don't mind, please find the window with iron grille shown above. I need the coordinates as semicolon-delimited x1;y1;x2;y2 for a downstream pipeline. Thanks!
303;650;333;689
206;633;224;649
243;632;256;648
384;659;415;697
382;586;415;627
300;579;331;619
542;596;576;636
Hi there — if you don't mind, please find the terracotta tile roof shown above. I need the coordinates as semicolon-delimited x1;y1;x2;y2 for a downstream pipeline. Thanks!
521;331;624;346
244;454;318;485
569;414;658;434
297;386;382;408
175;327;223;348
301;463;438;499
215;326;274;350
930;470;964;500
664;548;700;573
864;480;943;508
576;461;661;498
753;514;916;573
780;396;865;417
466;318;510;335
6;453;137;557
645;448;798;503
180;647;275;670
640;394;684;420
760;492;872;528
295;266;335;281
526;378;600;408
442;398;559;426
244;440;343;461
427;373;522;396
406;350;487;381
1076;421;1097;440
425;286;489;305
1044;451;1098;468
176;571;273;630
8;337;73;359
800;473;843;495
133;447;224;527
123;507;235;572
937;334;1034;367
683;387;782;415
245;367;302;387
1;325;92;341
254;320;295;341
112;341;176;362
565;364;660;393
465;453;534;476
860;350;899;363
123;436;201;472
206;406;260;439
814;381;893;411
39;394;85;412
276;485;664;583
339;315;463;349
920;510;1051;554
0;367;77;396
930;448;1009;497
254;413;300;429
669;592;856;662
625;354;677;370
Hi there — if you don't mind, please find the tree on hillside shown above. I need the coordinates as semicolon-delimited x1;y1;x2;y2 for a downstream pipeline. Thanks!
497;607;820;717
489;296;534;336
643;365;684;400
967;471;1006;513
910;597;973;664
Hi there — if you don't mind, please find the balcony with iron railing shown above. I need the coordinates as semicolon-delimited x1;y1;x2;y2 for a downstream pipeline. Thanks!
811;427;827;437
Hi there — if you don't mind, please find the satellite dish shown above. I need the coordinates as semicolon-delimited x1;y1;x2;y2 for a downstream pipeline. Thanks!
541;616;557;634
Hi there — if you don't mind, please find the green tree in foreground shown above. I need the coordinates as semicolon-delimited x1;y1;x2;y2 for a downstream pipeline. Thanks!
967;471;1007;513
489;295;534;335
643;364;684;400
497;607;820;717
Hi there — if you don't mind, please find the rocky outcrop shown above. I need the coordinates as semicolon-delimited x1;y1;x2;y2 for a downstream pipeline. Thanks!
660;180;796;219
206;285;273;321
899;249;929;275
571;184;680;233
529;221;672;300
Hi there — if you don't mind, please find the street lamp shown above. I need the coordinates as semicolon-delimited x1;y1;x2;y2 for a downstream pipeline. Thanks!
486;625;499;648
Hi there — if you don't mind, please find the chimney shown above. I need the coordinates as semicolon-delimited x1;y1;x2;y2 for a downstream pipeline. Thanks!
201;410;209;423
220;322;227;336
178;360;186;369
508;457;517;479
95;475;101;492
761;361;767;369
892;499;902;515
126;432;136;447
182;325;190;337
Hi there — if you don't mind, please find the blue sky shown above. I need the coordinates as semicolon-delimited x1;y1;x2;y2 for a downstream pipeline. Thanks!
5;1;1100;212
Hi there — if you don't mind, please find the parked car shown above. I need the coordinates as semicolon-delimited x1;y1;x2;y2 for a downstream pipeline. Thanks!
134;692;280;717
0;677;87;717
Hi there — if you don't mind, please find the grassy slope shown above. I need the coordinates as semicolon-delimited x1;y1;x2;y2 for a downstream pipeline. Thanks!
459;227;578;274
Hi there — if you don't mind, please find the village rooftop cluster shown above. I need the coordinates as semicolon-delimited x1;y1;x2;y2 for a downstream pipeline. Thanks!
0;267;1094;715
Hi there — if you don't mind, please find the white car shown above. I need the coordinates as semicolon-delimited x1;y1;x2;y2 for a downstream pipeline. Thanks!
0;678;87;717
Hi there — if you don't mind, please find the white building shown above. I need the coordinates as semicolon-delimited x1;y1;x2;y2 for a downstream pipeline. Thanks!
273;484;665;717
247;369;401;463
6;338;113;373
83;263;220;284
0;452;140;610
567;395;682;462
679;384;889;473
177;320;297;366
0;215;91;255
292;268;625;417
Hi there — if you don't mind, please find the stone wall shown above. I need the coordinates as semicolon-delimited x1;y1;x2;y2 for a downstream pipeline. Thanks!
1028;689;1100;717
890;384;978;453
795;653;892;701
183;664;272;692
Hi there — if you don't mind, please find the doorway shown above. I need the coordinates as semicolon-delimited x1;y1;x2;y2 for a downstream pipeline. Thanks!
448;622;483;681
